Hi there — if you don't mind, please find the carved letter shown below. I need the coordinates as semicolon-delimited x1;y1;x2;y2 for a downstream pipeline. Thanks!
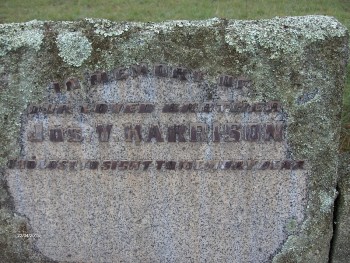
26;160;36;169
142;161;152;170
162;104;179;113
190;123;208;142
56;104;72;114
156;161;165;170
292;161;305;170
172;67;188;80
281;160;292;170
118;161;129;171
230;102;251;113
139;104;155;113
168;125;186;142
179;161;193;170
165;161;176;170
96;124;112;142
95;104;108;113
131;63;148;76
101;161;111;170
129;161;141;170
265;101;281;112
264;123;283;142
87;161;99;170
154;64;168;77
231;160;244;170
258;161;271;170
90;71;108;85
237;77;250;89
124;123;142;145
147;125;164;142
252;102;265;112
7;160;17;169
180;103;197;113
65;78;81;91
49;129;64;142
52;82;60;93
245;124;261;141
67;128;83;142
28;123;44;142
223;124;241;142
47;160;58;170
69;161;77;171
123;103;139;113
200;102;214;113
80;104;90;113
114;67;129;80
221;161;232;170
212;122;221;142
111;104;123;113
218;75;234;87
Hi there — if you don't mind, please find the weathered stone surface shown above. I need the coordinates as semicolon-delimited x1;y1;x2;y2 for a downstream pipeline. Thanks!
0;16;348;263
330;152;350;263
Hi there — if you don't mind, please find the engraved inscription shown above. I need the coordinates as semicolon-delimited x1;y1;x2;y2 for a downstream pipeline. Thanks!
6;64;310;263
20;67;296;175
8;159;305;171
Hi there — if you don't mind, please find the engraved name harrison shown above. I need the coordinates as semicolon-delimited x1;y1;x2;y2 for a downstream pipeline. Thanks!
28;123;284;143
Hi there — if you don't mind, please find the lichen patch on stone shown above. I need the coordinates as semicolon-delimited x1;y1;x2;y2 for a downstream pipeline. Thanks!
56;32;92;67
319;190;337;214
225;15;348;58
0;28;43;57
85;18;133;37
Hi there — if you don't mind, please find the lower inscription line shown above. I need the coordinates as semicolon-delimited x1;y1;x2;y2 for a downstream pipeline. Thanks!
7;159;305;171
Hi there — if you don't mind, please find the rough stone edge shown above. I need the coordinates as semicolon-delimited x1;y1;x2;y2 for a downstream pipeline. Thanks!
329;152;350;263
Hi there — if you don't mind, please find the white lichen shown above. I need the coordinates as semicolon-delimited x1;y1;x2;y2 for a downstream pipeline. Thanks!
0;28;44;57
319;189;337;213
85;18;132;37
225;16;348;58
56;32;92;67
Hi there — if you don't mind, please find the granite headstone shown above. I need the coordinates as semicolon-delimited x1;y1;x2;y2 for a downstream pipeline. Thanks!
0;16;348;263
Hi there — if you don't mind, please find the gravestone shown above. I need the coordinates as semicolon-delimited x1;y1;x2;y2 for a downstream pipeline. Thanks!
0;16;348;263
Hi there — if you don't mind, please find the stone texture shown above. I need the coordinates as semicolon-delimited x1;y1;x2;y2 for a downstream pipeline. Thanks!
0;16;348;263
330;152;350;263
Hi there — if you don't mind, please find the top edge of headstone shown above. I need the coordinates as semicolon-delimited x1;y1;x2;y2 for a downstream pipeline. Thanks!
0;15;346;26
0;15;347;37
0;15;347;32
0;15;348;65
